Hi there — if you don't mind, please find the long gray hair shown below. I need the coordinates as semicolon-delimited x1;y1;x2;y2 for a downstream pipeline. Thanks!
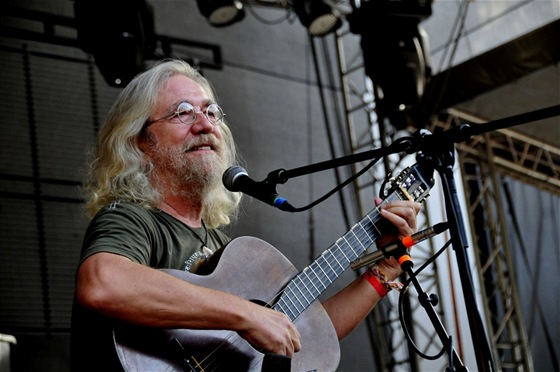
83;59;242;228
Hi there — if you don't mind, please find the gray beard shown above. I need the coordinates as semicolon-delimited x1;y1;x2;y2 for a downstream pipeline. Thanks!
174;154;223;199
149;141;227;201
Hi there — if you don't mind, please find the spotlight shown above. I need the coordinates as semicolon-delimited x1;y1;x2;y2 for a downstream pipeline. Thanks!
348;0;432;129
74;0;155;87
293;0;342;37
196;0;245;27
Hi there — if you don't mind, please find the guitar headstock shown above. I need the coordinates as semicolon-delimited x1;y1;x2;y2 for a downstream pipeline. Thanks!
382;163;434;203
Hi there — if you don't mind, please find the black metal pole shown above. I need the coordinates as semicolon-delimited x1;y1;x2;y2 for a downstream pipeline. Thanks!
418;138;496;372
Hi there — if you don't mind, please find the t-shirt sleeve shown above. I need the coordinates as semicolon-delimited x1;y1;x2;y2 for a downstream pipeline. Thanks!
80;202;156;265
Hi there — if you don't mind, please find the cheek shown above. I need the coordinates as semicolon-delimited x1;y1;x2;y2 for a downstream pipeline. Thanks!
213;129;223;142
214;126;229;148
145;127;188;149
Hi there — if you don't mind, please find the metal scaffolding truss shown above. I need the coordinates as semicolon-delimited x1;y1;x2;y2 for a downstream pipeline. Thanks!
330;24;560;371
438;109;560;197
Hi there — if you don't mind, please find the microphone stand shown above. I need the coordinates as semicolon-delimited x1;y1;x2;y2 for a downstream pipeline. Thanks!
266;104;559;185
415;132;493;372
396;104;559;372
262;104;560;371
264;134;411;185
397;251;468;372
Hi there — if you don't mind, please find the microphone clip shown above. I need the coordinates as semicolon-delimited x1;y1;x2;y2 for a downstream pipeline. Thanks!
379;239;409;260
265;168;288;186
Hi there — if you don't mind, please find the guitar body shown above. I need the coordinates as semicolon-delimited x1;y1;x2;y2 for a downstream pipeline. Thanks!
114;236;341;372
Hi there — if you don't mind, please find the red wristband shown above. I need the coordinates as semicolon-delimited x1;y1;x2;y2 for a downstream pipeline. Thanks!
363;269;388;297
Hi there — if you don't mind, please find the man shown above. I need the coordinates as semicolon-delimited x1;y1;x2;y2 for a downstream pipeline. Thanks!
70;59;420;371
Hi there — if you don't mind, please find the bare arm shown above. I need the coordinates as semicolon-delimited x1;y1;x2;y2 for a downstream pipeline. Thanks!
322;198;421;339
76;252;301;356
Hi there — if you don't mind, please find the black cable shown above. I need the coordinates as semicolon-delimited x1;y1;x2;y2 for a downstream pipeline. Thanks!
397;239;453;361
246;3;293;25
291;157;380;212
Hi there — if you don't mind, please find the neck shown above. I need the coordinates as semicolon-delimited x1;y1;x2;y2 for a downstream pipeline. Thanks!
159;197;204;227
152;172;208;227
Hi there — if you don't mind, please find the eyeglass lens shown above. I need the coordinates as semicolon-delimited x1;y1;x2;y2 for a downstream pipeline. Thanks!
176;102;223;125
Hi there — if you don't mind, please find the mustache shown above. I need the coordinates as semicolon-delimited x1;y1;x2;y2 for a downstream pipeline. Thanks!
183;134;221;152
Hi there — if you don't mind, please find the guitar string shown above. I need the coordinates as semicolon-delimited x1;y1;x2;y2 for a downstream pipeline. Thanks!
281;207;383;315
268;181;415;363
276;193;409;316
275;190;415;327
274;201;389;318
192;332;246;372
189;267;305;371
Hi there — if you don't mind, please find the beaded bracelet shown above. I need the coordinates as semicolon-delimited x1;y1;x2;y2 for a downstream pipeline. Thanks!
366;264;404;294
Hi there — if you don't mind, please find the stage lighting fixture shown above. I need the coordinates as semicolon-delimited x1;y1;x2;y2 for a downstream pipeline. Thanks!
293;0;343;37
348;0;432;129
196;0;245;27
74;0;155;87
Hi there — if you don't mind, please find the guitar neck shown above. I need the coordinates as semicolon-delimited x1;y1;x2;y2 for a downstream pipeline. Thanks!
273;191;405;321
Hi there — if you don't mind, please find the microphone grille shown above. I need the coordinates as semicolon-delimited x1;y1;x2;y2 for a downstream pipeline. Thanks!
222;166;248;191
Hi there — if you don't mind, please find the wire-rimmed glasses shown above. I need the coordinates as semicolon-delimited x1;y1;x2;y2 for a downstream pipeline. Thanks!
146;101;225;127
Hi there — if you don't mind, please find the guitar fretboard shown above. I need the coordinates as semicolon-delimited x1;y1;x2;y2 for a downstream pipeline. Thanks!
273;192;404;321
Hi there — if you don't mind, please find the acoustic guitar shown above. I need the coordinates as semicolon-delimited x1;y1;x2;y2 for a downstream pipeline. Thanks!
114;163;434;371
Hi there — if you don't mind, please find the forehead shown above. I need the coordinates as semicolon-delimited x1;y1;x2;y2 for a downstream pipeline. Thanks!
156;75;211;108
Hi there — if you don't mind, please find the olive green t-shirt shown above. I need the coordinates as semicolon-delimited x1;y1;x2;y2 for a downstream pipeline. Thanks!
80;200;230;271
70;200;231;371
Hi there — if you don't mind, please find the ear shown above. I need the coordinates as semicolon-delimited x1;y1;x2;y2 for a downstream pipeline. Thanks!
138;133;148;153
138;129;154;153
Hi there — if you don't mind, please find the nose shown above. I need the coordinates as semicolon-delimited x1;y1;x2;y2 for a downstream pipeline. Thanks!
190;110;214;134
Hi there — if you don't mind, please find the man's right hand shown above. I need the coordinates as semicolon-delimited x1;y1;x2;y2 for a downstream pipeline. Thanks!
237;305;301;357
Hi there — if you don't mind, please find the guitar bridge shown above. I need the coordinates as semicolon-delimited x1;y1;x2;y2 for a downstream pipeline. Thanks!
169;338;200;372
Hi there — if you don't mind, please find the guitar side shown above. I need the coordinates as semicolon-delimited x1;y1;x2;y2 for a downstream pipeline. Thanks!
114;236;341;372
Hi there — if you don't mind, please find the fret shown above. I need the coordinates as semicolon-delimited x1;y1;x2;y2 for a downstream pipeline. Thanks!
291;277;311;308
309;262;328;290
329;249;345;271
311;261;331;289
340;237;352;261
321;252;338;278
280;289;307;321
282;286;303;314
353;226;375;248
348;229;363;256
333;245;352;266
302;269;321;297
318;253;339;283
309;266;328;292
276;297;297;319
367;213;382;236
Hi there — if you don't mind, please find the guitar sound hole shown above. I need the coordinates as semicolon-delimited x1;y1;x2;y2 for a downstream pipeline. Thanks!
251;298;272;308
170;335;255;371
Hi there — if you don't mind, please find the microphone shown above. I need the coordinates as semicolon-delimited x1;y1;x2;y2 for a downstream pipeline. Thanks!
351;222;449;270
222;166;295;212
